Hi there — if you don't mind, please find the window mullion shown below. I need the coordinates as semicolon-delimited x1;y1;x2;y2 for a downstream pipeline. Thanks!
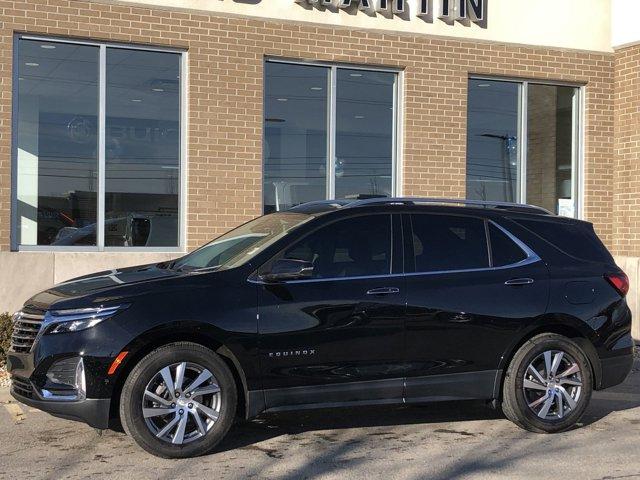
327;66;337;200
97;45;106;251
519;81;528;204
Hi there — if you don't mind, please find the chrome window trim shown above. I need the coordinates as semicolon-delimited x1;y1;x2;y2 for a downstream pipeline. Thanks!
249;219;540;285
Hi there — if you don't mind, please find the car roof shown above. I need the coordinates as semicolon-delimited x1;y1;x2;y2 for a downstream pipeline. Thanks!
288;197;554;217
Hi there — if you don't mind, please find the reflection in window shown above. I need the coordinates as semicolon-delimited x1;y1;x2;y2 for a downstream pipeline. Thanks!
105;49;180;247
15;40;99;246
13;37;183;248
263;61;398;213
466;79;580;217
526;85;577;217
335;69;395;199
466;79;520;203
263;63;328;213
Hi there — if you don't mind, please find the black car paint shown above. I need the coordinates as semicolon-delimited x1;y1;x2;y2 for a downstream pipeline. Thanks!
7;204;635;430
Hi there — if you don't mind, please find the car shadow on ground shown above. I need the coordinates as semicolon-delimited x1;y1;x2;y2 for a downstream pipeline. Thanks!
219;356;640;453
220;400;502;453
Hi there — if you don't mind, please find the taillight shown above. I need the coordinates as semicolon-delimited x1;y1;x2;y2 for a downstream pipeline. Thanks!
605;271;629;297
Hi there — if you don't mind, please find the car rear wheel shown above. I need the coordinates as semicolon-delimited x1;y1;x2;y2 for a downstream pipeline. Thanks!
502;333;592;433
120;342;237;458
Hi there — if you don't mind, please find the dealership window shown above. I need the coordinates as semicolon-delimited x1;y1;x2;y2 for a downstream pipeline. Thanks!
263;60;399;213
466;78;581;217
13;36;184;250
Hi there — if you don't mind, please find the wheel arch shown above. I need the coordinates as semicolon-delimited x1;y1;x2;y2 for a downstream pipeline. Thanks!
493;315;602;400
107;324;252;430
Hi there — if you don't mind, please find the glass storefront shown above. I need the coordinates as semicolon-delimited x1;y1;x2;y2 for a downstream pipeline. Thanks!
263;61;398;213
13;37;183;249
15;40;100;246
105;48;180;247
466;78;580;217
13;37;584;252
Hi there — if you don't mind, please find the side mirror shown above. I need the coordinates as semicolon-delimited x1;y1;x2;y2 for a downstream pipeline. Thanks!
260;259;314;282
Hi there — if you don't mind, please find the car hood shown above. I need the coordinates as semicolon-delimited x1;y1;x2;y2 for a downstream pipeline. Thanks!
24;263;184;311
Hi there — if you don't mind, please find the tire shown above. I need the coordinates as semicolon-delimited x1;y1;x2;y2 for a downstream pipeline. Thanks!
120;342;237;458
502;333;592;433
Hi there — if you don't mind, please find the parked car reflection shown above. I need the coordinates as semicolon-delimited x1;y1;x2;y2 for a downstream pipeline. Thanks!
51;214;177;247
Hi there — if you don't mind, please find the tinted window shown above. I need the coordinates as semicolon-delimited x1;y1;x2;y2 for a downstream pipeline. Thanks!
513;218;613;263
279;215;392;279
489;224;527;267
410;215;489;272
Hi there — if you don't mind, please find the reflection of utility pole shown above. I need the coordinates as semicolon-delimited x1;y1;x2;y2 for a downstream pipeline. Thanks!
480;133;517;202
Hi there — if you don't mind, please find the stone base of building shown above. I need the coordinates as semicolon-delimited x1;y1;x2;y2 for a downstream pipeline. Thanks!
0;252;178;314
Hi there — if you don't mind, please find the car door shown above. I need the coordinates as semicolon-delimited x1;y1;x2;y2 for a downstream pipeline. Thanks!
255;213;406;410
402;212;549;402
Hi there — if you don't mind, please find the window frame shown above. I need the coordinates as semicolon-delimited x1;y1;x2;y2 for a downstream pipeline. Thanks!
403;212;540;276
10;34;188;252
467;75;585;220
262;58;404;213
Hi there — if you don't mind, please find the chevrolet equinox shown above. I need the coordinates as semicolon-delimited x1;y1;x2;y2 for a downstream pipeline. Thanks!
7;197;634;458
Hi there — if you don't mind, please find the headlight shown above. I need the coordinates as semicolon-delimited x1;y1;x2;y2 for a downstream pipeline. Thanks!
44;305;128;334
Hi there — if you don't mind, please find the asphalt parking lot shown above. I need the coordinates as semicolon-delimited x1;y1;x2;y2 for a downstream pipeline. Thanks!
1;355;639;480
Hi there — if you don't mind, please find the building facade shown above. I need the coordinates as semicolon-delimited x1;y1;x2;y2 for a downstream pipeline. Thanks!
0;0;638;338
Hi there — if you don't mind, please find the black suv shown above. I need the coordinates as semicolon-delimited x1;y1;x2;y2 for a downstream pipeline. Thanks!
8;198;634;458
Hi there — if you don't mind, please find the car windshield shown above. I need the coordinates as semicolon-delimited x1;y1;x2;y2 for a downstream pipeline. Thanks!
171;212;313;271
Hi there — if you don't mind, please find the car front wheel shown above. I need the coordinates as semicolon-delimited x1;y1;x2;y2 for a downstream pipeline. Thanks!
502;333;593;433
120;342;237;458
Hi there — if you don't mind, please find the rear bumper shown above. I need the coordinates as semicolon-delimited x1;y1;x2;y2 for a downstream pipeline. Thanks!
598;352;634;390
10;386;110;430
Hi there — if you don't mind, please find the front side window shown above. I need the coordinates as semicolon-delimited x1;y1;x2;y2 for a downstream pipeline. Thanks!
410;214;489;273
466;78;581;218
275;214;392;279
13;37;183;249
263;61;398;213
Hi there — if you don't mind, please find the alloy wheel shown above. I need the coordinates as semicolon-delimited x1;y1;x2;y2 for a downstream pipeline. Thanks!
522;349;583;420
142;362;221;444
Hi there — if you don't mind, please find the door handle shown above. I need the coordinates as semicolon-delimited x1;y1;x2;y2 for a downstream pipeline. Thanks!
366;287;400;296
504;278;534;286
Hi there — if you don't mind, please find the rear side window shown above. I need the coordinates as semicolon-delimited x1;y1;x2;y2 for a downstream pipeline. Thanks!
489;224;528;267
410;214;489;272
512;218;614;263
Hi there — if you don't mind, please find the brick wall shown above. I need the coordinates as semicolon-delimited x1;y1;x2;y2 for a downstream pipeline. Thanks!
0;0;615;251
614;44;640;257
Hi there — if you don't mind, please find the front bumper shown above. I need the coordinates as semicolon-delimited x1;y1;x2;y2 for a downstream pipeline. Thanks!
10;382;110;429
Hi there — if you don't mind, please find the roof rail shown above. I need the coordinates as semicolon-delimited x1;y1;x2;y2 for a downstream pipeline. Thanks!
342;197;553;215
